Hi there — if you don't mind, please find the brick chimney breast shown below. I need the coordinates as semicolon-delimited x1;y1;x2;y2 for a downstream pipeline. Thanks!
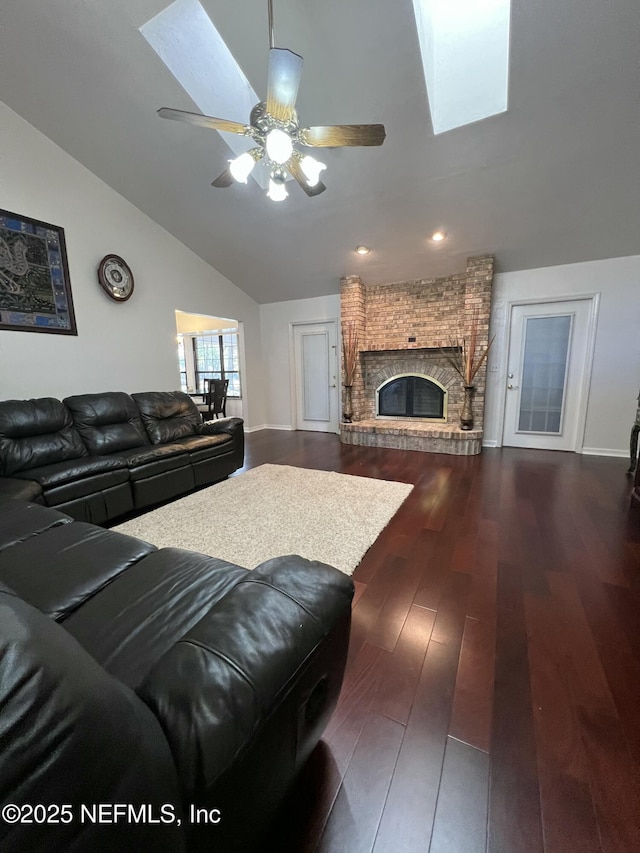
339;256;494;455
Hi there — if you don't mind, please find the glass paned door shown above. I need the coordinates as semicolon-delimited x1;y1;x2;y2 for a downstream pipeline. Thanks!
518;315;571;434
502;299;595;451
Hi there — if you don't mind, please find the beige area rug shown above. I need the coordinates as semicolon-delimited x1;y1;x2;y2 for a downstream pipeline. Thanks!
114;464;413;576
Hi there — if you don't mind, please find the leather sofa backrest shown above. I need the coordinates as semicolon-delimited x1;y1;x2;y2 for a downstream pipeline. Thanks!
132;391;202;445
64;392;149;455
0;398;87;477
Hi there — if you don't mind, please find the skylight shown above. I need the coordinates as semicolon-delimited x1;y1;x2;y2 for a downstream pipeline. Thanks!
411;0;511;135
140;0;270;188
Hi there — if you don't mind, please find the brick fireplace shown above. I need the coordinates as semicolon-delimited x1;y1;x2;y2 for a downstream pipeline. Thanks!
340;255;494;455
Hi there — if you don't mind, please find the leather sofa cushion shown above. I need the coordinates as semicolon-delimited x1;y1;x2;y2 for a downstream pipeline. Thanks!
64;392;149;455
133;391;202;445
109;442;191;481
42;470;130;507
0;502;72;553
14;455;126;489
0;398;87;477
62;549;248;689
0;522;155;621
0;589;184;853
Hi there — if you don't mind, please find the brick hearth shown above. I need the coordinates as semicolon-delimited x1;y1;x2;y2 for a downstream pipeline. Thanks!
340;255;494;455
341;420;483;455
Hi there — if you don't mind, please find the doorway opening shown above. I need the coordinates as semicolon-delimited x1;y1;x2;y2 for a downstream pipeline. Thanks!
175;310;244;420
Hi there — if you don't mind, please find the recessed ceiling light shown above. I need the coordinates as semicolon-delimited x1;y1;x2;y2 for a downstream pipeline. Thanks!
431;231;447;242
355;245;371;255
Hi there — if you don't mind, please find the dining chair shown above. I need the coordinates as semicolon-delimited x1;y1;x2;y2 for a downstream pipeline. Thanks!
201;378;229;420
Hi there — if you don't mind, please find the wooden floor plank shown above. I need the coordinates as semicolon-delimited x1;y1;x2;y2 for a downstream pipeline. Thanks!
366;549;429;651
524;589;602;853
316;712;404;853
448;616;495;752
372;604;436;725
352;579;367;609
466;518;499;626
429;569;472;645
350;554;407;647
372;630;467;852
488;560;544;853
429;737;490;853
423;467;456;532
324;641;390;774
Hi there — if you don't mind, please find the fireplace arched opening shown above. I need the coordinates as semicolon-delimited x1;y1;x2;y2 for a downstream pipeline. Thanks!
376;373;447;420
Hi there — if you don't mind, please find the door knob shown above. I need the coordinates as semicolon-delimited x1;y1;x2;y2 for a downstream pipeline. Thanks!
507;384;519;390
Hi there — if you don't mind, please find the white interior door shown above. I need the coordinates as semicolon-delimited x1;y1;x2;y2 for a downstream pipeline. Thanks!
503;299;594;450
293;322;338;433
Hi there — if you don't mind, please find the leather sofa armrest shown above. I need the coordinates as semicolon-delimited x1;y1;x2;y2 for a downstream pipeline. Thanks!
0;476;43;504
137;556;353;798
197;416;244;438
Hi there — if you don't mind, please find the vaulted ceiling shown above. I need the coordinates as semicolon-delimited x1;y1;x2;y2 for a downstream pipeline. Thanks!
0;0;638;303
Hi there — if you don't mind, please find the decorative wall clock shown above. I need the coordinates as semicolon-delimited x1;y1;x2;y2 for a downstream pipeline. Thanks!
97;254;134;302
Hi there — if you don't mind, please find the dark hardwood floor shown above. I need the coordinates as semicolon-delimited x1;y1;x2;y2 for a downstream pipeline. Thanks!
242;430;640;853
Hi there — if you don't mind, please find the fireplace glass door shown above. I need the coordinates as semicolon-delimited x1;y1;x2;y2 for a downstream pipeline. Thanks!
378;375;445;419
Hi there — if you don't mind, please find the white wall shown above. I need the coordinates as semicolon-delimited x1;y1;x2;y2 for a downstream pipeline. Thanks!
485;256;640;454
259;294;340;429
0;102;265;428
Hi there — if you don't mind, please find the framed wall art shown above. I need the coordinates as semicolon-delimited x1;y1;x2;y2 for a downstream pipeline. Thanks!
0;208;77;335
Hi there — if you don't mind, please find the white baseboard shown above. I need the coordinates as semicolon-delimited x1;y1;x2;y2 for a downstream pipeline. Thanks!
581;447;629;458
482;440;499;448
244;424;294;433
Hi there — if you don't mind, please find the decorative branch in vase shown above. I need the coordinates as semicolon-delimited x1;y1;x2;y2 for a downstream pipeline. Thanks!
341;321;359;423
441;309;495;430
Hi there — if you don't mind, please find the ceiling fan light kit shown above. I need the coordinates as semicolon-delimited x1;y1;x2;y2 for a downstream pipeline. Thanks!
299;155;326;187
229;151;258;184
157;0;385;202
267;169;288;202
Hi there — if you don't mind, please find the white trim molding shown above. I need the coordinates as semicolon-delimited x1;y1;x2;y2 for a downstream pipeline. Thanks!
244;424;294;433
581;447;628;458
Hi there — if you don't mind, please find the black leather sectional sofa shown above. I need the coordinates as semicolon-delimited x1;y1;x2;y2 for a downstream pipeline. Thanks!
0;501;354;852
0;391;244;524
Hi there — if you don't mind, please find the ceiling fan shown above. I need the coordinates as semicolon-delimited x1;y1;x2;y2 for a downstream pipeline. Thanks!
157;0;386;201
